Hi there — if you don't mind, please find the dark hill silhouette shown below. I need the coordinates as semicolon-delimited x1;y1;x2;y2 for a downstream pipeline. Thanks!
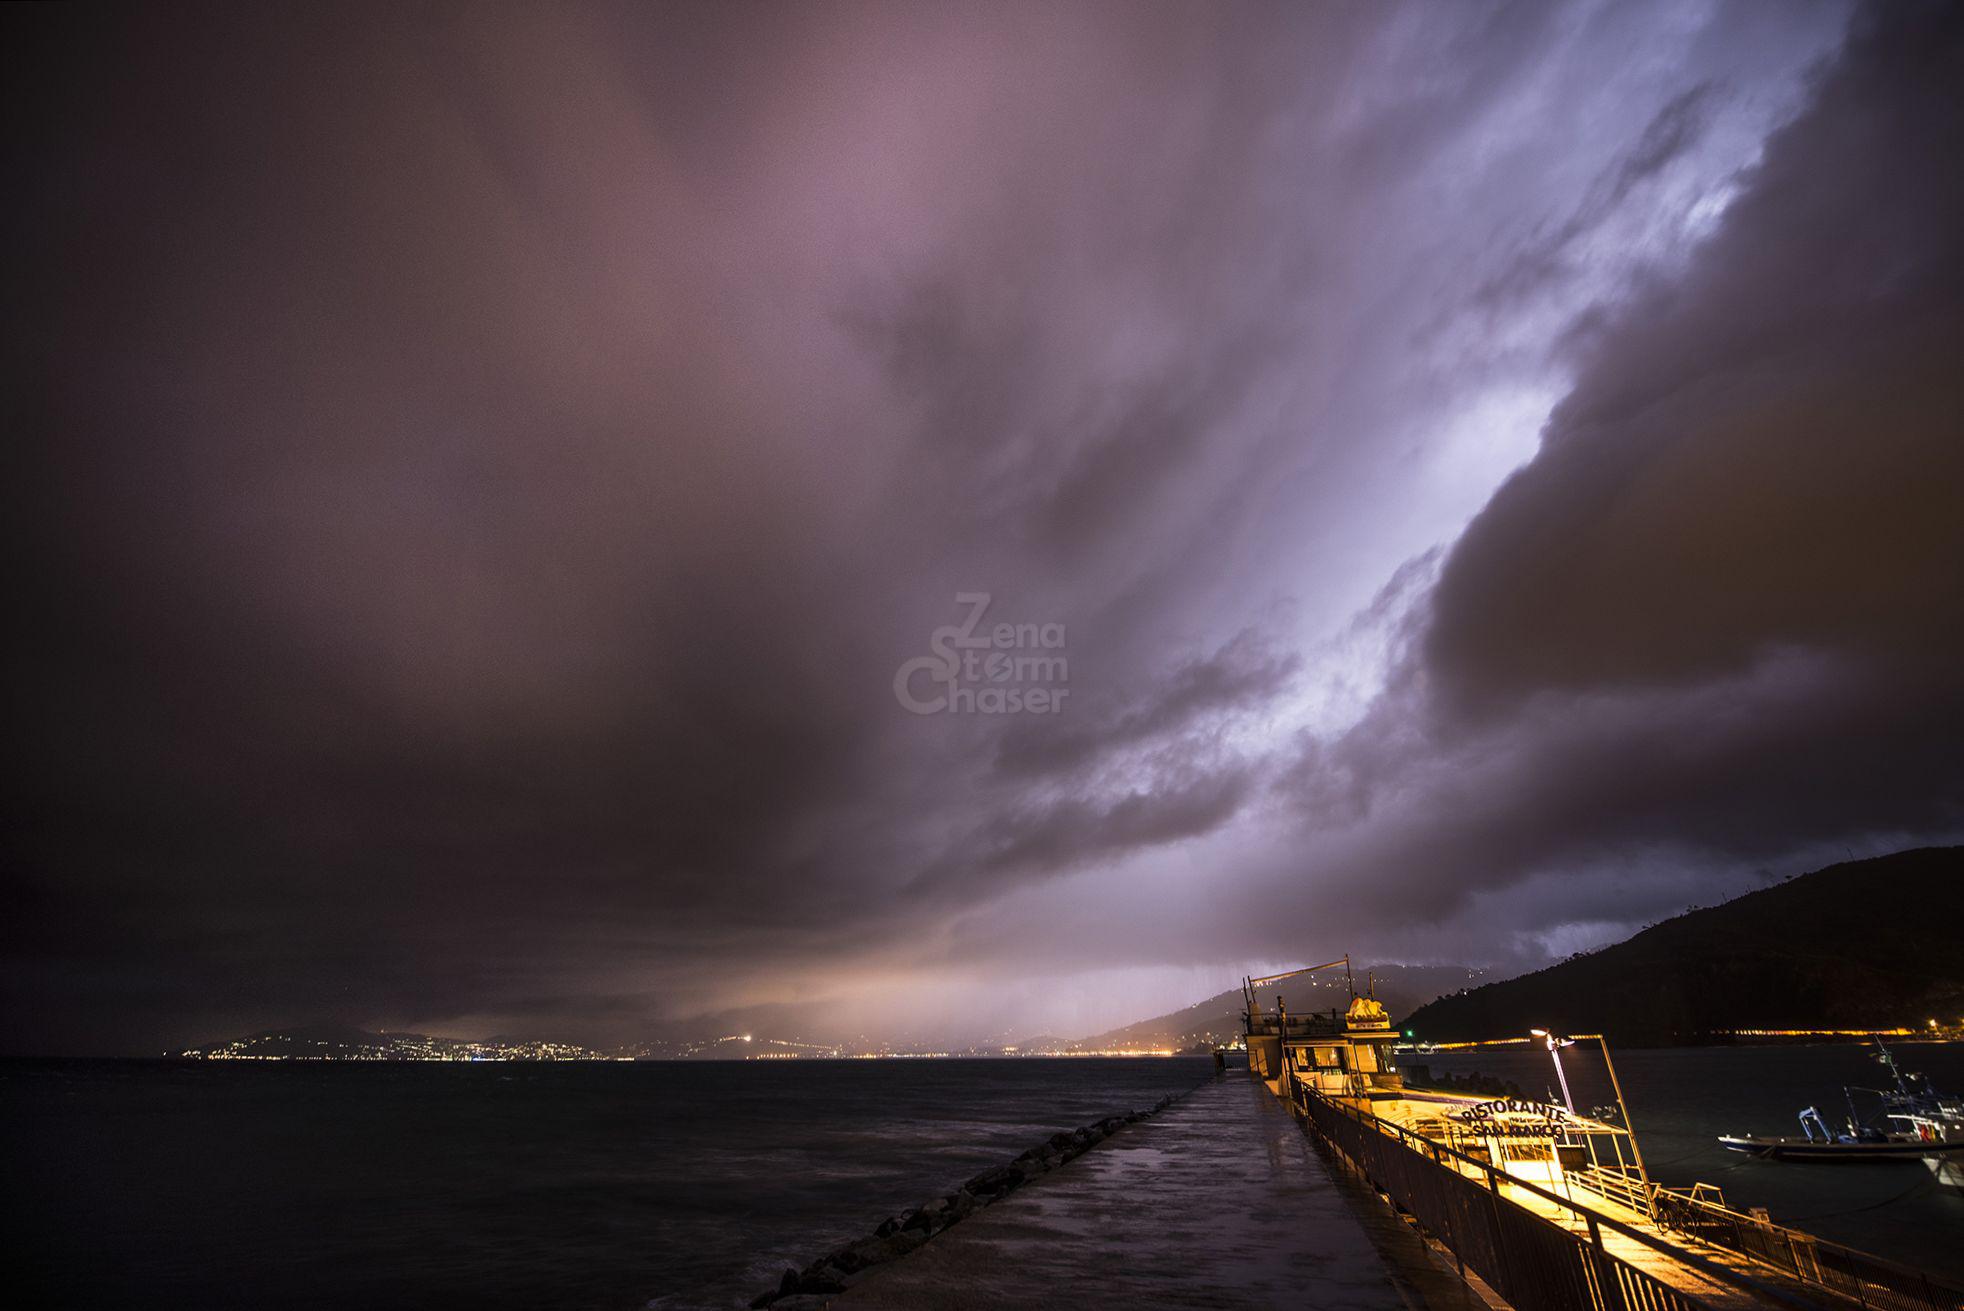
1402;847;1964;1045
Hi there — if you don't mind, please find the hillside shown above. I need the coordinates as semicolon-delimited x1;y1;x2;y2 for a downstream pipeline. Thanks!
1401;847;1964;1045
1065;963;1491;1052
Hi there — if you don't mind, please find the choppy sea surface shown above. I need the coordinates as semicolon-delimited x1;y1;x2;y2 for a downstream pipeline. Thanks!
1;1056;1213;1310
8;1046;1962;1308
1415;1041;1964;1285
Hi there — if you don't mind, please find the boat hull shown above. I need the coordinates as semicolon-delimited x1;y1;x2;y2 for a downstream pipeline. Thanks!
1719;1134;1964;1163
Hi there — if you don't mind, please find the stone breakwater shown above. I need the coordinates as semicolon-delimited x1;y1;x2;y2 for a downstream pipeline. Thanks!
745;1087;1201;1309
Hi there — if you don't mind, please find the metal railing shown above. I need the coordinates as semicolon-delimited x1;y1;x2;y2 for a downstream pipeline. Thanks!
1569;1163;1657;1218
1245;1013;1343;1038
1295;1086;1796;1311
1652;1190;1964;1311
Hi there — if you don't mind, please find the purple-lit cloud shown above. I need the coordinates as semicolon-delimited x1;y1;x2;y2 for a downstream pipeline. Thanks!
9;0;1958;1054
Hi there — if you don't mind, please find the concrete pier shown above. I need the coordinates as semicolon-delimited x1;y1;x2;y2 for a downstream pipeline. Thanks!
834;1070;1424;1309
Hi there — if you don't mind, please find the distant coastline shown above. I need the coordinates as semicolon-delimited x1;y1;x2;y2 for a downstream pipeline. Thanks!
167;1022;1220;1063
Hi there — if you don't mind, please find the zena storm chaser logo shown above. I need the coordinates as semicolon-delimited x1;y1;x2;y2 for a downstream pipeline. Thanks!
894;593;1069;716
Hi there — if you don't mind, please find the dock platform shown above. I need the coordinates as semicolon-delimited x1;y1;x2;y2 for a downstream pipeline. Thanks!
834;1070;1429;1309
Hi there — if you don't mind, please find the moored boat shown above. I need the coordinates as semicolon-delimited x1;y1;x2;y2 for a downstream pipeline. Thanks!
1716;1040;1964;1187
1717;1132;1964;1163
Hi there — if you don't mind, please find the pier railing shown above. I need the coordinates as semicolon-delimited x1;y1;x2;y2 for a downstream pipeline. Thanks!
1296;1087;1781;1311
1651;1189;1964;1311
1297;1084;1964;1311
1568;1163;1656;1218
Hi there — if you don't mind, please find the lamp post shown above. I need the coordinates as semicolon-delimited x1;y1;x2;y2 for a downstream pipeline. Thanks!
1532;1028;1575;1114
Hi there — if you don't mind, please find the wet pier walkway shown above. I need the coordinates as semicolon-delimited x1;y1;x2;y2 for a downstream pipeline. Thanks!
834;1070;1423;1310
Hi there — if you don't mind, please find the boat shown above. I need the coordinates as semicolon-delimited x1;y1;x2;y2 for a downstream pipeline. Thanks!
1717;1040;1964;1187
1717;1132;1964;1162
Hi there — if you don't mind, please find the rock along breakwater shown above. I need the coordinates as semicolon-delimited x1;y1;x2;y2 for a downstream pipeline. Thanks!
745;1085;1202;1309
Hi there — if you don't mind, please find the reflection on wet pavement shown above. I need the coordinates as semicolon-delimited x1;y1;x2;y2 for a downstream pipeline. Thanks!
837;1071;1411;1309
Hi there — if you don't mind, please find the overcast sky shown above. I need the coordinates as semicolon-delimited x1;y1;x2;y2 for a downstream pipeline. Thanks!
7;0;1961;1054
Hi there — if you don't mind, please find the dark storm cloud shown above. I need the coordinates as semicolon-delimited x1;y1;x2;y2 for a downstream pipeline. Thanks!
1430;1;1964;711
4;1;908;1050
8;0;1918;1052
1264;1;1964;947
2;0;1370;1050
1432;6;1964;710
909;767;1256;900
993;631;1299;780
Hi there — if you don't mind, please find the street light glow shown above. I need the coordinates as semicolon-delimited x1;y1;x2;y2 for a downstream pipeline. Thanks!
1532;1027;1576;1113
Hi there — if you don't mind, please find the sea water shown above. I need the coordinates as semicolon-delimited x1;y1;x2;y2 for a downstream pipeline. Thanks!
1;1056;1212;1309
11;1046;1959;1308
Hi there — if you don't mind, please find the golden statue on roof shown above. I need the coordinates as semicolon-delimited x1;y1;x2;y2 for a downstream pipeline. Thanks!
1346;994;1390;1028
